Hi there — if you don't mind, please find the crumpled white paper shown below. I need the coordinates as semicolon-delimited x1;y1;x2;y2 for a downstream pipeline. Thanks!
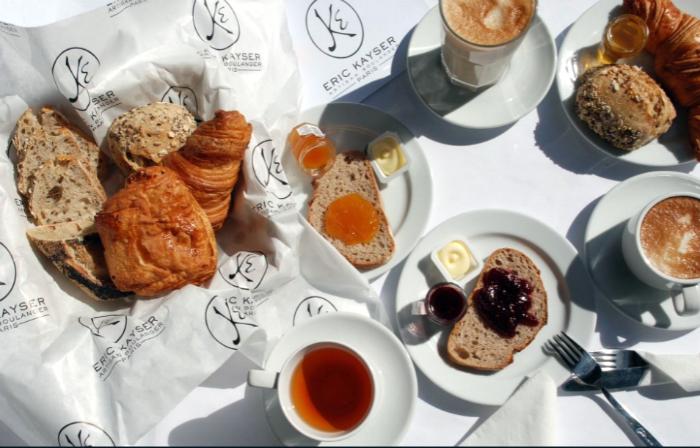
0;0;382;445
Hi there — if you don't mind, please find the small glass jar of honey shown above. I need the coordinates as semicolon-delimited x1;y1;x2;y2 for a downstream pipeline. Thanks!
598;14;649;64
287;123;336;177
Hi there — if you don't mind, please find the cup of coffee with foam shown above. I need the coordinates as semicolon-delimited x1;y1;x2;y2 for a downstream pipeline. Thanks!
622;192;700;315
439;0;537;90
247;342;374;442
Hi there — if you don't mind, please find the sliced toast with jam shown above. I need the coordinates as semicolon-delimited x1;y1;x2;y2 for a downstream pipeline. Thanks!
446;248;548;371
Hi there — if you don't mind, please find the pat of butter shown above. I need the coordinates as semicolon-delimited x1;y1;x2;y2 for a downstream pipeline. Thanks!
368;134;406;176
436;240;476;280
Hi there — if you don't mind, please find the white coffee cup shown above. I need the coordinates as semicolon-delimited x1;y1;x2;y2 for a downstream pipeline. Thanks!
621;192;700;315
247;341;375;442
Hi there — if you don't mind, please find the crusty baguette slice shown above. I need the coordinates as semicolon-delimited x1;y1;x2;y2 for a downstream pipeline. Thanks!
27;220;131;301
307;151;395;269
447;248;548;371
28;155;106;225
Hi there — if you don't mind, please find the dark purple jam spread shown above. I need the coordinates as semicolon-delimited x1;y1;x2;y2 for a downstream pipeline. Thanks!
474;268;539;338
426;283;467;324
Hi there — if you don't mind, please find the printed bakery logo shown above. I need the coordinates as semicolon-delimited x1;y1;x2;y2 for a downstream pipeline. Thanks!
80;313;166;380
252;139;293;202
293;296;338;326
162;86;199;118
58;421;115;447
205;294;258;350
0;242;16;302
306;0;364;59
51;47;101;112
0;298;49;333
192;0;240;51
219;251;268;291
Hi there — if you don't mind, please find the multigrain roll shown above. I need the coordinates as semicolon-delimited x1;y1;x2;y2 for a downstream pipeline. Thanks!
575;64;676;150
106;102;197;173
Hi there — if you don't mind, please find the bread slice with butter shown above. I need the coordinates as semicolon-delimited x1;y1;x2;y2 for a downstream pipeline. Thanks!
446;248;548;371
307;151;395;269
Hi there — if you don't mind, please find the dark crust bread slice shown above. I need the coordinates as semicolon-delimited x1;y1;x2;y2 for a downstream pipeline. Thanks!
26;221;131;301
446;248;548;371
307;151;395;269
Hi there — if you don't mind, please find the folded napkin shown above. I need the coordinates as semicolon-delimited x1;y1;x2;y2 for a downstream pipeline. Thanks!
639;352;700;393
462;371;557;446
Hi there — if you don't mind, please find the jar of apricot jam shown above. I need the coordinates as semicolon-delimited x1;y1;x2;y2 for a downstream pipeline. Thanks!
287;123;336;177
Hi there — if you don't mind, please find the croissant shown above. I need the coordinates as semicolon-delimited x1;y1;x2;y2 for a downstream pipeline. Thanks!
624;0;700;160
165;110;252;230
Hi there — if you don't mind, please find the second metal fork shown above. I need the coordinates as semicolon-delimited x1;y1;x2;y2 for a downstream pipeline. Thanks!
546;332;662;447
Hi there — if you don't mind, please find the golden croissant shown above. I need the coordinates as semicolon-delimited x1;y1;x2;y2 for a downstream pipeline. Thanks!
625;0;700;160
165;110;252;230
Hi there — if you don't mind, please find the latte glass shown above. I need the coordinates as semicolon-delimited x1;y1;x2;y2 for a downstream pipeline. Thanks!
439;0;537;90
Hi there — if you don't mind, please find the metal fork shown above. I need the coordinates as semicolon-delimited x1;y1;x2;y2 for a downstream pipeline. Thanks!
546;332;662;447
592;350;648;371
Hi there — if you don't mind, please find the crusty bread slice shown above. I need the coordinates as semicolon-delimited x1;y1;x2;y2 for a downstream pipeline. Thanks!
307;151;395;269
27;220;131;301
447;248;548;371
28;155;106;225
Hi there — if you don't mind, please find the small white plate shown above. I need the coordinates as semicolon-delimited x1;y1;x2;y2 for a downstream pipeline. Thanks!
395;209;596;405
406;6;557;129
557;0;697;166
259;313;417;446
585;171;700;331
295;102;432;280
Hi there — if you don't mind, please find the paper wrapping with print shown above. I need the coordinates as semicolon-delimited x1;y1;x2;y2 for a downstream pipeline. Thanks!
0;0;382;445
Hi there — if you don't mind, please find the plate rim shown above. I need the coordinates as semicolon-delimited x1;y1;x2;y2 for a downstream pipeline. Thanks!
406;6;558;130
583;170;700;331
555;0;697;167
298;101;433;281
394;208;597;405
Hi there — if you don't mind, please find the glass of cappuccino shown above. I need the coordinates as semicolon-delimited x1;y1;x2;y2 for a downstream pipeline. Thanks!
440;0;537;90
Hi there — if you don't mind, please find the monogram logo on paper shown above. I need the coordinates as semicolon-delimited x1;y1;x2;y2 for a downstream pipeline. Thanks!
219;251;268;291
192;0;241;51
306;0;364;59
161;86;199;117
0;242;16;302
252;139;292;200
293;296;338;326
57;421;115;447
205;295;258;350
78;315;128;344
51;48;101;111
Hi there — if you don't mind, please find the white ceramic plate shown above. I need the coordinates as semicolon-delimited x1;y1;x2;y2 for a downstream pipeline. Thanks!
406;6;557;129
585;171;700;331
557;0;697;166
295;102;432;280
394;210;596;405
260;313;417;446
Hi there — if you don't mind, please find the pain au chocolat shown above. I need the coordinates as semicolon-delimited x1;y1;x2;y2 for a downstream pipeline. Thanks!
95;166;217;297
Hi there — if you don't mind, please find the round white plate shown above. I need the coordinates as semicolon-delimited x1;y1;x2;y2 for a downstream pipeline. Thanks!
295;102;432;280
394;210;596;405
406;6;557;129
557;0;697;166
259;313;417;446
585;171;700;331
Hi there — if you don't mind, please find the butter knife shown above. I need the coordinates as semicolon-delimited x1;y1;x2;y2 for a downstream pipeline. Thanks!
562;366;650;392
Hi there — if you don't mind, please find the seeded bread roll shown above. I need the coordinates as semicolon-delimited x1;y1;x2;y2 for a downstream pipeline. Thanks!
575;64;676;150
106;102;197;173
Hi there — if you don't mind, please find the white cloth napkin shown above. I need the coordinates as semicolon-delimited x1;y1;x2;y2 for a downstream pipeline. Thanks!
639;352;700;392
462;371;557;446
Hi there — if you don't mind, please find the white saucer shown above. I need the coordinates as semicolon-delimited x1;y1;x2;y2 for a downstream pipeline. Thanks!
557;0;698;167
394;210;596;405
585;172;700;331
259;313;417;446
406;6;557;129
295;103;432;280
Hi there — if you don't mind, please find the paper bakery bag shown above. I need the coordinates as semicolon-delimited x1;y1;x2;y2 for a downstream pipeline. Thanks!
0;0;382;444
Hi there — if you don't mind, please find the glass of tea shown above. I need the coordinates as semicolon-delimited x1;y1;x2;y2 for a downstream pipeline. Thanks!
248;342;375;442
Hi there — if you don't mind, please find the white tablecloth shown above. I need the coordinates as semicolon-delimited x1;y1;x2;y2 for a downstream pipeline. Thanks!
1;0;699;445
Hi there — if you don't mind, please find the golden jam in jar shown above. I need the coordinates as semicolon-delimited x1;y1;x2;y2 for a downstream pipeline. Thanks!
287;123;336;176
598;14;649;64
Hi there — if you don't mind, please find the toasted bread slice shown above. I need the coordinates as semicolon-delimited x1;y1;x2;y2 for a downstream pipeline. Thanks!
447;248;548;371
27;220;131;301
307;151;395;269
